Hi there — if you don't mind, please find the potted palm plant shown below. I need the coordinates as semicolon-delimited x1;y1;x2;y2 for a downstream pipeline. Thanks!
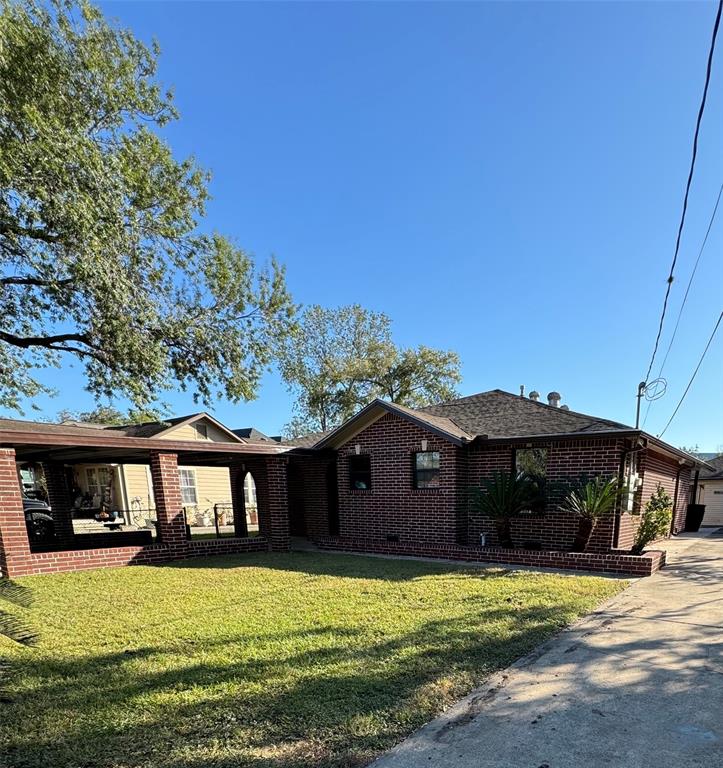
468;471;539;549
561;476;620;552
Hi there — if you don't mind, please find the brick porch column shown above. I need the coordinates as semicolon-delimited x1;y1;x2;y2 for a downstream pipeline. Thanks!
149;452;188;557
0;448;32;577
229;465;249;538
42;462;75;544
246;456;289;552
266;457;289;552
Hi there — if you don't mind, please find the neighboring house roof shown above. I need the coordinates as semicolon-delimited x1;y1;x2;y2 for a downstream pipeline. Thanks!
698;454;723;480
419;389;631;439
232;427;279;442
106;412;244;443
280;430;333;449
0;413;244;444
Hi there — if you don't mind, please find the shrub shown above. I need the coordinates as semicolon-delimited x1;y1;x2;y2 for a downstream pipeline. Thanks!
467;472;540;548
560;476;620;552
631;484;672;555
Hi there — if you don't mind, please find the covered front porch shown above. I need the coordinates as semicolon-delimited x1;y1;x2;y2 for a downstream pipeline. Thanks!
0;427;304;577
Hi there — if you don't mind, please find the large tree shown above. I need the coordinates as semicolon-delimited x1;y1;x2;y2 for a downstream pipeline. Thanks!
280;304;461;436
0;0;295;413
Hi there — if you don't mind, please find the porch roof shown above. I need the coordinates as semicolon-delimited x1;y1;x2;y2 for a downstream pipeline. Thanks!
0;424;294;466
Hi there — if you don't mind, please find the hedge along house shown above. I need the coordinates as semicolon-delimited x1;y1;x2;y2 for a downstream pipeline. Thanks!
0;414;314;577
308;390;706;576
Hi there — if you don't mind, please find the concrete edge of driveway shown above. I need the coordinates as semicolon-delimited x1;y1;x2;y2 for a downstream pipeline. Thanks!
367;528;719;768
367;586;628;767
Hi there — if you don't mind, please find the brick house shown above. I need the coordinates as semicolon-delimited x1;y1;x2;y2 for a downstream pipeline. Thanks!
303;390;704;575
0;389;705;578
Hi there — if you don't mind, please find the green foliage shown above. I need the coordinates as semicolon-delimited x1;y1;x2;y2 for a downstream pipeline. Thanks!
560;476;620;521
0;553;622;767
280;304;461;435
468;471;541;521
0;0;295;412
55;405;165;425
631;483;672;555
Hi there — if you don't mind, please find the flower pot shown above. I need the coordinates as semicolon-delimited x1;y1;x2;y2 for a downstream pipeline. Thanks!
572;517;596;552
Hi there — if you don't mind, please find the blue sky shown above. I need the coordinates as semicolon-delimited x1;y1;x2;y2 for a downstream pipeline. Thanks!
25;1;723;449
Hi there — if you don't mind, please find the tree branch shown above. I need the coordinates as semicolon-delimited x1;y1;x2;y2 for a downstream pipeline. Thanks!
0;330;91;349
1;276;74;288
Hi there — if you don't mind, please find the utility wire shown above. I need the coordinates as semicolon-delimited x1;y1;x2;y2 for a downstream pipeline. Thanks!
643;0;722;384
658;310;722;439
642;181;723;427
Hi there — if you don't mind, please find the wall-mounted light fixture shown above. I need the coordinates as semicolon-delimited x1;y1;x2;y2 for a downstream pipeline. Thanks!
355;444;361;455
421;439;428;452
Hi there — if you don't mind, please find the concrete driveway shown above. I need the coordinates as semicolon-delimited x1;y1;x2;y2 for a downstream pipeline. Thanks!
371;530;722;768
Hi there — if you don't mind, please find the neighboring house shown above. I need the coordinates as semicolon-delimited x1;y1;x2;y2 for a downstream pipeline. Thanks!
23;413;260;530
693;454;723;526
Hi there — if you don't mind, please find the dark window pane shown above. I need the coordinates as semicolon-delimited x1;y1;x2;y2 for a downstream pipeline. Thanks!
515;448;547;479
349;455;372;491
414;451;440;488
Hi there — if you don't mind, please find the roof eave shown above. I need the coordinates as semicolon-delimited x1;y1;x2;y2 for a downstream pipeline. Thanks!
314;400;471;450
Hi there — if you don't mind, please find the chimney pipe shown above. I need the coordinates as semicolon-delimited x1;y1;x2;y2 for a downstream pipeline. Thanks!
529;391;540;402
547;391;561;407
519;385;525;397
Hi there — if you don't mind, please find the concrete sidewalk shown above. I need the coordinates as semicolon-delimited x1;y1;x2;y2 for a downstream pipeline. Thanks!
371;530;722;768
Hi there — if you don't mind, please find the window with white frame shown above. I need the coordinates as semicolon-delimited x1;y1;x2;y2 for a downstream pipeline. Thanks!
179;468;198;505
86;466;111;504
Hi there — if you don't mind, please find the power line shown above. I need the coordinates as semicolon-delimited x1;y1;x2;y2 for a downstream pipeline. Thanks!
643;0;723;384
642;181;723;427
658;310;722;439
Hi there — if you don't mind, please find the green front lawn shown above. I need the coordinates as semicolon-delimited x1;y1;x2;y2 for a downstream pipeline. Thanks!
0;552;623;768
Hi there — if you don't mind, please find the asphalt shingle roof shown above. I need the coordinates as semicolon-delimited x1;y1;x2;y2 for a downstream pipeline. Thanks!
698;454;723;479
418;389;631;439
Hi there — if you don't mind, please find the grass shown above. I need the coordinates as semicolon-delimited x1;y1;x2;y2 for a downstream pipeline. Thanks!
0;552;624;768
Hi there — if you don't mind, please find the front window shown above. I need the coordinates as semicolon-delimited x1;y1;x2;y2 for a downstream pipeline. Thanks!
349;455;372;490
86;466;111;505
414;451;440;489
515;448;547;480
179;468;198;505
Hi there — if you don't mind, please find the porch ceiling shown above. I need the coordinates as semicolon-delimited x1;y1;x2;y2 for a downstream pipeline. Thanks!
1;429;294;466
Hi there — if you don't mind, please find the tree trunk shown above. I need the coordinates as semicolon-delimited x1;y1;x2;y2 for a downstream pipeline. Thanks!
494;518;513;549
572;517;596;552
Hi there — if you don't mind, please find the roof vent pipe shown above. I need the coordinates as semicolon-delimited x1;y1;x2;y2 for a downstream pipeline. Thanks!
520;385;525;397
529;391;540;402
547;391;561;407
560;404;570;411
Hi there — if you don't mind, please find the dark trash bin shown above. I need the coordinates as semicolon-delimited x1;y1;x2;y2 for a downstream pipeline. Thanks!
684;504;706;532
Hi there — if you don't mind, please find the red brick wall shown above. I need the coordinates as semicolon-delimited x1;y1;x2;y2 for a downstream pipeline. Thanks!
335;412;460;545
466;438;625;553
331;418;628;554
315;536;666;577
638;450;691;535
288;454;334;539
149;452;187;556
0;448;32;577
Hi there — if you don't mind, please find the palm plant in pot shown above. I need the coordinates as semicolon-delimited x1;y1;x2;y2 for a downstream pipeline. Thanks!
468;471;539;548
561;476;620;552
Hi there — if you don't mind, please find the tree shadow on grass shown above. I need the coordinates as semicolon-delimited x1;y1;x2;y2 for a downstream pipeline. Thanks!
1;603;581;768
164;550;517;583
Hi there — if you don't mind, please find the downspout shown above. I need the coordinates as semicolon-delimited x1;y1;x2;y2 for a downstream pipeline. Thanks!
691;469;700;504
670;464;683;536
613;443;631;549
